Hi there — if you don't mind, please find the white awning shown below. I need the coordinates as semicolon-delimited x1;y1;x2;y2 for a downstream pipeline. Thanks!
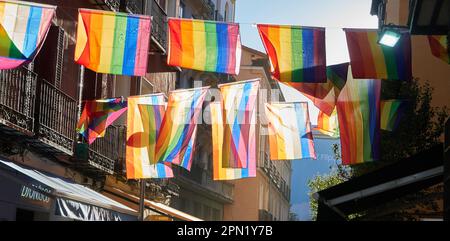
0;159;137;221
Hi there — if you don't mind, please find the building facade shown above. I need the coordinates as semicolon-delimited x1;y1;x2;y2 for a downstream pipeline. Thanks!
0;0;237;221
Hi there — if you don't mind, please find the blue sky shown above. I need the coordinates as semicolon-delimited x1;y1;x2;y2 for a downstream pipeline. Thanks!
235;0;378;125
235;0;378;220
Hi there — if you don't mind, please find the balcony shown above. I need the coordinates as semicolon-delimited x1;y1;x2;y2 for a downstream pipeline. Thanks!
260;154;291;202
186;0;216;20
0;67;36;136
175;164;234;203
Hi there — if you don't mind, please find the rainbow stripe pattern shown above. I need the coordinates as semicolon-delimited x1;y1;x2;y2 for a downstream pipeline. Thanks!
344;29;412;80
336;72;381;165
75;8;151;76
381;100;407;132
219;79;260;168
211;102;256;180
126;94;173;179
296;62;349;116
167;18;242;75
156;87;209;171
77;98;128;144
427;35;449;64
257;24;326;84
0;0;55;69
316;108;339;138
265;102;316;161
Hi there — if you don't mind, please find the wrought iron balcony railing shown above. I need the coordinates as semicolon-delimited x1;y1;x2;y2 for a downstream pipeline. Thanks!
0;67;36;135
34;79;78;155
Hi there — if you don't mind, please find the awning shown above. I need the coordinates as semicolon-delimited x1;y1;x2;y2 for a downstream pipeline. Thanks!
315;144;444;220
103;186;203;221
0;159;138;221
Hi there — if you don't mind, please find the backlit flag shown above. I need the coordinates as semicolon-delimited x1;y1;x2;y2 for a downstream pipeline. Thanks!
167;18;242;75
257;24;326;84
336;68;381;165
296;62;349;116
219;79;260;168
211;102;256;180
265;102;316;160
381;100;407;132
76;98;128;144
75;8;150;76
126;94;173;179
156;87;209;171
316;108;339;138
344;29;411;80
0;0;55;69
427;35;449;64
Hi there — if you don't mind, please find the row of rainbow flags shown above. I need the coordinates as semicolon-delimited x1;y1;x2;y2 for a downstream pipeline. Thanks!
0;0;435;180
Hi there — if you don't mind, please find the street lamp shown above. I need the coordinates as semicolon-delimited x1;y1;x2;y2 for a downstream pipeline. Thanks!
378;27;402;47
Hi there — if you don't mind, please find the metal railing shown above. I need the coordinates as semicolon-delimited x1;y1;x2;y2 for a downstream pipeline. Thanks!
88;125;120;174
36;79;77;155
0;67;36;133
150;0;168;51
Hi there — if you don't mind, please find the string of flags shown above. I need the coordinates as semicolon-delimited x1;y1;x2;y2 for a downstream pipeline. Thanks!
0;0;439;180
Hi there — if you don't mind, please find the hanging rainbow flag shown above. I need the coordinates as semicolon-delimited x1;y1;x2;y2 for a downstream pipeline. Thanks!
0;0;56;69
316;108;339;138
156;87;209;171
295;62;349;116
211;102;256;180
219;79;260;168
427;35;449;64
264;102;316;161
257;24;326;84
167;18;242;75
76;98;128;144
336;71;381;165
75;8;151;76
381;100;407;132
126;94;173;179
344;29;412;80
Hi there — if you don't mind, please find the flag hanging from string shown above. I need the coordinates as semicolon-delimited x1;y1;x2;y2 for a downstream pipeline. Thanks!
427;35;449;64
76;98;127;144
336;69;381;165
167;18;242;75
75;8;151;76
219;79;260;168
156;87;209;171
126;94;173;179
0;0;56;69
381;100;407;132
257;24;327;84
295;62;349;116
316;108;339;138
265;102;316;161
344;29;411;80
211;102;257;181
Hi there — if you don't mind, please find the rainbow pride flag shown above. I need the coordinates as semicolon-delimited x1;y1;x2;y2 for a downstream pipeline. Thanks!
156;87;209;171
167;18;241;75
428;35;449;64
0;0;55;69
316;108;339;138
336;70;381;165
219;79;260;168
77;98;128;144
257;24;326;84
75;8;150;76
265;102;316;161
295;62;349;116
126;94;173;179
381;100;407;132
344;29;411;80
211;102;256;180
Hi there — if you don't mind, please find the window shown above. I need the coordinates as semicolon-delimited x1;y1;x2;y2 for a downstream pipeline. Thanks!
179;1;185;18
224;2;228;22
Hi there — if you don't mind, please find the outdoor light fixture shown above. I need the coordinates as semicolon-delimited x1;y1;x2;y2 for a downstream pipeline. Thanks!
378;28;402;47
